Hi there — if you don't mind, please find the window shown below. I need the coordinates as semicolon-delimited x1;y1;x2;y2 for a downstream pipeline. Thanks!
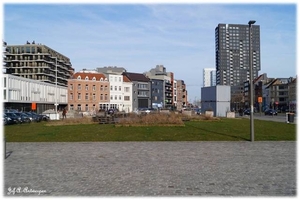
100;85;103;91
85;84;89;90
115;86;117;91
93;93;96;100
92;77;96;81
105;94;108;100
70;84;73;90
78;84;81;90
85;76;89;80
119;95;122;100
105;86;108;91
77;104;81;111
100;94;103;100
114;77;117;82
93;85;96;91
77;76;81;80
125;87;130;92
115;95;117;100
119;86;121;91
78;93;81;100
110;95;113;100
70;93;73;100
70;104;74;111
119;77;121;82
85;93;89;100
124;96;130;101
85;104;89;111
110;86;113;91
100;78;103;81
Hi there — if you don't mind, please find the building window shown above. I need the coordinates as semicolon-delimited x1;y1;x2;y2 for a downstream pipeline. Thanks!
85;76;89;80
92;77;96;81
85;93;89;100
70;93;73;100
78;93;81;100
93;93;96;100
110;86;113;91
125;87;130;92
115;95;117;100
119;77;121;82
78;84;81;90
115;86;117;91
111;95;113;100
105;94;108;100
124;96;130;101
100;85;103;91
105;86;108;91
70;104;74;111
3;90;6;100
93;85;96;91
77;104;81;111
77;76;81;80
85;104;89;111
100;78;103;81
119;95;122;100
119;86;121;91
70;84;73;90
85;84;89;90
100;94;103;100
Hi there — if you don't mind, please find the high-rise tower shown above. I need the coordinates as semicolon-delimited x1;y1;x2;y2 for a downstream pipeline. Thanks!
215;23;260;93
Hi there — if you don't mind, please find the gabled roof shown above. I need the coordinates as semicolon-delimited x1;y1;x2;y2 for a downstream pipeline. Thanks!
122;72;150;82
123;75;131;82
72;72;107;81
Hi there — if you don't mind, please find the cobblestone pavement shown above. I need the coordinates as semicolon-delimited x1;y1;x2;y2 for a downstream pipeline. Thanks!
4;142;296;197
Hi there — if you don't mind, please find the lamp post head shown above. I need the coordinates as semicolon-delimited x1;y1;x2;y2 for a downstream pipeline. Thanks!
248;20;256;25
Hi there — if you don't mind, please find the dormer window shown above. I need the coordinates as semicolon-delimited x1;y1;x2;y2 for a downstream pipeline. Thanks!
100;78;103;81
92;77;96;81
77;76;81;80
85;76;89;80
104;78;108;81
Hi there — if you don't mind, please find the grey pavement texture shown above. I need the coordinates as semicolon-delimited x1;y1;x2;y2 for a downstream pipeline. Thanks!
4;141;296;197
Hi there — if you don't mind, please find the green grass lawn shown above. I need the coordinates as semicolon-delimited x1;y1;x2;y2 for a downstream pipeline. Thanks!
4;118;296;142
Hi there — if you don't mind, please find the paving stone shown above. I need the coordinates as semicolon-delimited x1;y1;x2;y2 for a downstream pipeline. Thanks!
4;141;296;196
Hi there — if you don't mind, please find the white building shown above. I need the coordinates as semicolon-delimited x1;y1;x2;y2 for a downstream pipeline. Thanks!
108;74;124;110
122;75;133;113
3;74;68;113
203;68;216;87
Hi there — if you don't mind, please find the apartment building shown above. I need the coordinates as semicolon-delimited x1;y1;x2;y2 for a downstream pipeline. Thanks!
4;41;74;87
215;23;260;96
67;71;110;113
203;68;216;87
144;65;173;109
122;75;133;113
176;80;187;111
122;72;151;111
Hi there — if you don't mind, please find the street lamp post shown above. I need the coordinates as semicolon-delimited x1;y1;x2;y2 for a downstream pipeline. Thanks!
54;57;58;119
248;20;256;142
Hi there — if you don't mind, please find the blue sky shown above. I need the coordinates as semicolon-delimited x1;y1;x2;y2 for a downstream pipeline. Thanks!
3;2;297;102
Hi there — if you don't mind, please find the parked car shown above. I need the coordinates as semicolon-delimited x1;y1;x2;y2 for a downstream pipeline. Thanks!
39;114;50;121
264;109;278;116
3;113;15;125
244;109;250;115
25;112;42;122
5;112;22;124
14;112;31;123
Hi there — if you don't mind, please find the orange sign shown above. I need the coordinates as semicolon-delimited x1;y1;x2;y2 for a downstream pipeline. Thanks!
31;103;37;110
258;97;262;103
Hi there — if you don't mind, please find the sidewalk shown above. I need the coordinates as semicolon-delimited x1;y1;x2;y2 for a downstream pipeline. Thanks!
4;141;296;196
